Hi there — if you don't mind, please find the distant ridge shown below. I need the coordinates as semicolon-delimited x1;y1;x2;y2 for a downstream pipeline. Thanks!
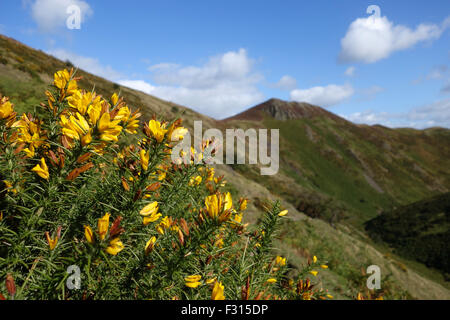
223;98;345;122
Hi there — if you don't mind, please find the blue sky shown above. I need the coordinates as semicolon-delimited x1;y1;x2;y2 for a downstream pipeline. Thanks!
1;0;449;127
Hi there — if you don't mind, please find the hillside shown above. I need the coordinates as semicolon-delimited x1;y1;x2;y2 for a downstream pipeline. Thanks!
366;192;450;275
223;99;450;227
0;34;217;130
1;33;450;299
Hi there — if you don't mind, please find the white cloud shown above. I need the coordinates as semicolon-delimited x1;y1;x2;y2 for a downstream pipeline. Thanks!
344;110;393;126
119;80;264;119
408;99;450;126
148;63;180;72
339;14;450;63
47;49;122;81
344;98;450;128
290;84;354;107
344;66;356;77
120;49;265;118
272;75;297;91
30;0;92;32
149;49;259;88
118;80;156;94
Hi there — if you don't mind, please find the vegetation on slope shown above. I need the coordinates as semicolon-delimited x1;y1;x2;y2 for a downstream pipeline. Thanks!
366;193;450;276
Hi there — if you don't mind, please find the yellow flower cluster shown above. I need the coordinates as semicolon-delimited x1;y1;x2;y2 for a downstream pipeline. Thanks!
185;275;202;288
12;114;47;158
156;216;173;234
54;69;78;96
140;201;161;225
189;175;202;186
212;281;225;300
31;158;49;180
275;256;286;266
0;96;15;124
84;213;124;255
204;192;233;222
53;69;141;151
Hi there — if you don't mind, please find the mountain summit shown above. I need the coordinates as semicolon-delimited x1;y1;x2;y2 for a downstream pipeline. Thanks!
224;98;343;122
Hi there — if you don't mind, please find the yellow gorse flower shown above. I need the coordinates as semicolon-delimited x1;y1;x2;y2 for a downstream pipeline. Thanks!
97;113;122;142
60;113;92;145
111;93;119;106
157;170;166;181
67;90;97;115
185;275;202;288
140;201;158;216
12;114;47;157
211;281;225;300
140;149;149;171
140;202;162;225
148;120;168;143
84;225;95;243
239;198;248;211
275;256;286;266
204;192;233;221
31;158;49;180
97;213;110;240
169;126;188;142
117;106;140;134
206;167;215;181
53;69;77;95
145;236;156;255
231;212;243;225
0;97;14;119
156;216;171;234
189;175;202;186
45;232;58;250
106;237;124;255
87;97;103;124
266;278;277;283
214;238;224;248
278;210;288;217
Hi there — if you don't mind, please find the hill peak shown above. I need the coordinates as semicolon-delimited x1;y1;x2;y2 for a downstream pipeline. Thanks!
223;98;342;122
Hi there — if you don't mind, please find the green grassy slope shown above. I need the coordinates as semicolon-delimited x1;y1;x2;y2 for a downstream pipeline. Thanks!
223;100;450;227
366;192;450;275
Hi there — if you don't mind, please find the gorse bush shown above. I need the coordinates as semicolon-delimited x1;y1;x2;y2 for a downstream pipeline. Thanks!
0;69;331;300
